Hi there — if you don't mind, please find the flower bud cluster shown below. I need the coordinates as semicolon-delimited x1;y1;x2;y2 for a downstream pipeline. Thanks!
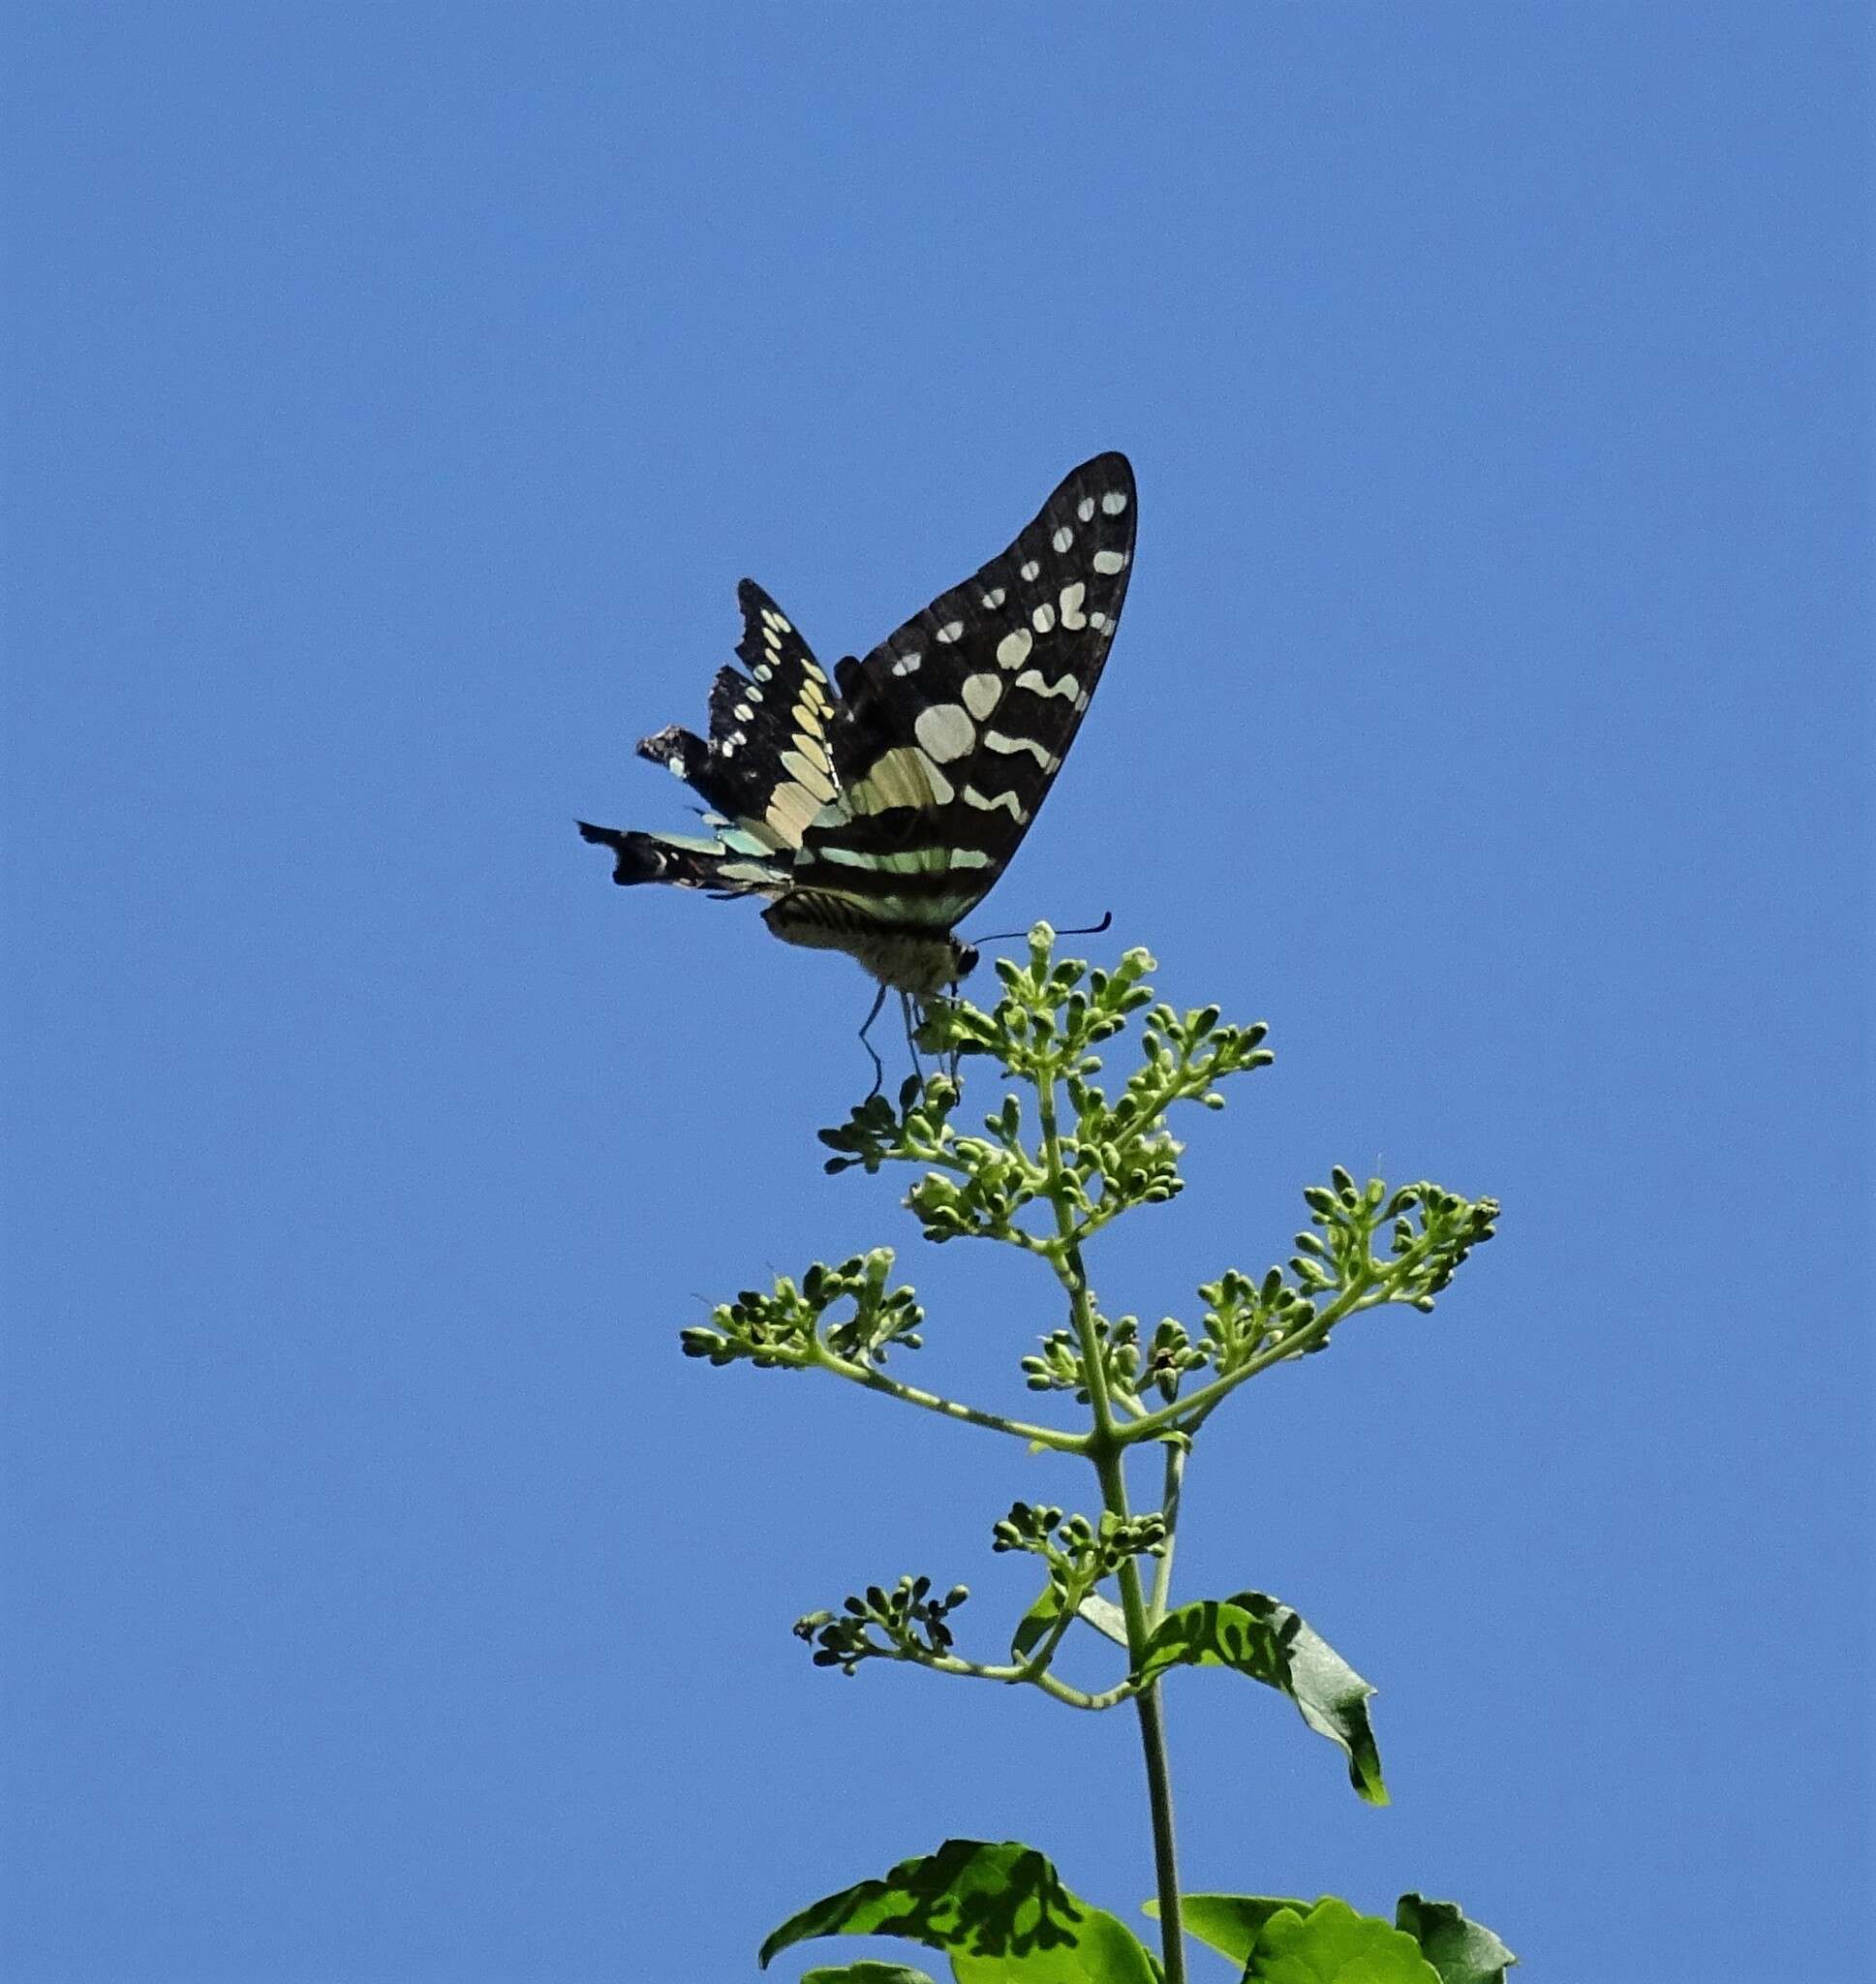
793;1574;970;1675
679;1248;923;1370
1292;1167;1500;1314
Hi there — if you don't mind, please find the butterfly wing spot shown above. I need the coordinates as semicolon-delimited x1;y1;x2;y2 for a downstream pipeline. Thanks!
964;785;1027;822
1020;560;1040;581
961;672;1002;719
985;728;1059;771
891;650;922;676
913;702;976;764
815;843;955;876
846;745;955;814
1059;582;1087;631
1030;602;1056;634
1101;489;1129;514
1015;668;1080;701
935;620;965;644
1092;549;1129;574
766;787;822;842
1077;497;1095;522
780;750;837;804
1052;525;1074;552
997;628;1033;670
980;588;1006;609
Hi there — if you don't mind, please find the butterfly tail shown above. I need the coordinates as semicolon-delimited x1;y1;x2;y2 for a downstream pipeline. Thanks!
575;821;786;898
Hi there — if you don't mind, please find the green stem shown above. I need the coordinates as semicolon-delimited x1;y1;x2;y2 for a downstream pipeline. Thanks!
1038;1064;1187;1984
811;1343;1083;1453
1150;1436;1186;1628
888;1649;1101;1708
1121;1272;1391;1446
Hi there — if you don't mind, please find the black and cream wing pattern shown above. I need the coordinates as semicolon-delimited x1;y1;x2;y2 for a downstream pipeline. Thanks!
578;451;1136;993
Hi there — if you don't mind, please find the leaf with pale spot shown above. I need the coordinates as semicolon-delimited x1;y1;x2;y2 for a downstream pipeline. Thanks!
1077;1592;1130;1648
1133;1592;1386;1804
1393;1897;1518;1984
760;1839;1160;1984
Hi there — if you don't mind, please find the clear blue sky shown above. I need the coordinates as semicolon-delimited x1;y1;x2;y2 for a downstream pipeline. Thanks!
5;8;1869;1981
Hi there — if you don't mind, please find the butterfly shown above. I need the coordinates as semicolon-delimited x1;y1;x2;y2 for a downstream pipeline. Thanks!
578;451;1136;1031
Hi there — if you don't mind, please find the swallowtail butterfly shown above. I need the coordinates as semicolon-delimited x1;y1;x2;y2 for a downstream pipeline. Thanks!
578;451;1135;997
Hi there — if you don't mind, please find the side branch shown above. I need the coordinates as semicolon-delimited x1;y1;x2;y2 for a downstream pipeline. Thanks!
1119;1278;1385;1444
810;1338;1086;1453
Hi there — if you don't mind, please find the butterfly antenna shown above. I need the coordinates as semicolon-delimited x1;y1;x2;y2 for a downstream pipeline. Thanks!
969;909;1114;946
857;982;889;1103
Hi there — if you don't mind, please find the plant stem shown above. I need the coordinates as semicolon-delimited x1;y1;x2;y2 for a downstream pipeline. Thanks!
1036;1065;1187;1984
1131;1677;1184;1973
812;1345;1083;1452
1120;1271;1387;1445
1150;1437;1186;1628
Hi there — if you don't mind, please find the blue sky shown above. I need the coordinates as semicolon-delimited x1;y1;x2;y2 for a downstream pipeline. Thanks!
4;7;1869;1981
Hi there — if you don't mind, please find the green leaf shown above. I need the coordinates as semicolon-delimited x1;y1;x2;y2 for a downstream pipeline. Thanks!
1148;1895;1307;1965
760;1839;1161;1983
1393;1896;1517;1983
1012;1584;1066;1661
1132;1593;1387;1804
1077;1593;1130;1648
1240;1897;1443;1982
801;1966;940;1984
1149;1897;1442;1980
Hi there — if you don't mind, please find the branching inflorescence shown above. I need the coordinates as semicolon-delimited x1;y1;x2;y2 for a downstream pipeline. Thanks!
678;927;1506;1984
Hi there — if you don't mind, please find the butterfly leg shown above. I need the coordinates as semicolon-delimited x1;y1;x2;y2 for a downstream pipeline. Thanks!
857;981;889;1102
900;990;926;1093
939;972;967;1089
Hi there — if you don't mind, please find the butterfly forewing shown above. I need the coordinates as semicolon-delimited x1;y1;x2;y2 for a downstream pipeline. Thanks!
794;450;1137;929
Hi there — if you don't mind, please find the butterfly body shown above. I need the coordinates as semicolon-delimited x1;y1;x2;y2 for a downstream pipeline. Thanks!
579;452;1136;994
760;891;975;996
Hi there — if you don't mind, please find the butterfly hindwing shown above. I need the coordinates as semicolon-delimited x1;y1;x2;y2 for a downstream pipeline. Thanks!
794;451;1137;930
632;579;840;855
572;819;788;898
719;579;842;847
